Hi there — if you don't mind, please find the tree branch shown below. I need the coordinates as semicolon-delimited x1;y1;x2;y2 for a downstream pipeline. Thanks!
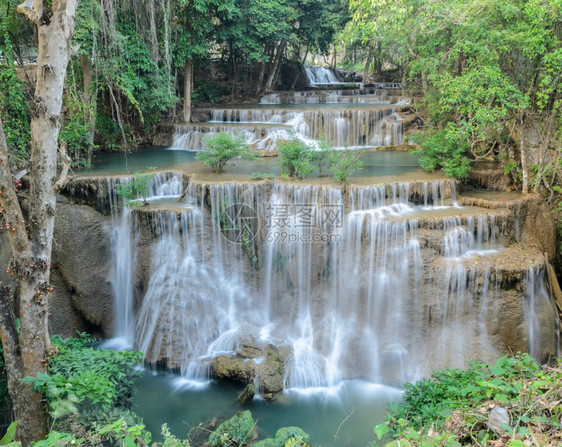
0;119;32;259
16;0;38;24
53;140;72;191
0;283;20;366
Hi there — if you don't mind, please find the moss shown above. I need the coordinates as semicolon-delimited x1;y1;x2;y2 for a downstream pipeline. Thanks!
275;426;310;446
208;410;254;447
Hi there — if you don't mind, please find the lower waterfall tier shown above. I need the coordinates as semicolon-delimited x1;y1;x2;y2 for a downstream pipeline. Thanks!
102;179;559;393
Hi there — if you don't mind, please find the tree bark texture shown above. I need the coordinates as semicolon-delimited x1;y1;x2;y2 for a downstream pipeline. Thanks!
0;1;78;443
183;58;193;122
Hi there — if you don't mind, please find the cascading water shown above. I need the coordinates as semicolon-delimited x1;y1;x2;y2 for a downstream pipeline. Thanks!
304;65;341;85
168;86;405;150
111;176;559;394
105;172;185;349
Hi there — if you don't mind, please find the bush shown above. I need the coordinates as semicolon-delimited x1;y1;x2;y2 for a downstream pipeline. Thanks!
374;354;562;446
410;129;471;180
253;426;311;447
278;137;315;179
23;334;143;420
196;132;257;173
328;150;364;184
115;172;155;207
312;139;335;177
208;410;254;447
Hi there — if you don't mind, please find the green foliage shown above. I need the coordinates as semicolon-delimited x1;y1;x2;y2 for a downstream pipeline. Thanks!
0;18;30;167
0;421;18;446
346;0;562;192
410;130;471;180
312;140;335;178
251;171;275;180
328;149;364;184
115;173;155;207
208;410;254;447
377;354;562;446
275;427;310;446
192;80;229;105
23;334;143;421
196;132;257;173
278;137;315;179
59;120;91;169
253;426;311;447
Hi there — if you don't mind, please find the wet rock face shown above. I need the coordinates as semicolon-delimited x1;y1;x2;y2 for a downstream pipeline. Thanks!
51;200;113;336
210;340;290;396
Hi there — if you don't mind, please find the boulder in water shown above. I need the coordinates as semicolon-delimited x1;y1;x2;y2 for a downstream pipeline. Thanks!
237;383;256;404
210;341;290;396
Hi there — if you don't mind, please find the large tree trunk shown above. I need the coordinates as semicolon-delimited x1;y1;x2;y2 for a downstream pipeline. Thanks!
265;41;286;93
519;113;541;195
0;1;78;444
255;60;266;95
183;58;193;122
363;46;373;84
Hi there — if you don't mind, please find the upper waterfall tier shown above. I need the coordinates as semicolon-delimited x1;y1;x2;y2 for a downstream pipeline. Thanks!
156;85;412;150
170;105;404;150
259;88;407;104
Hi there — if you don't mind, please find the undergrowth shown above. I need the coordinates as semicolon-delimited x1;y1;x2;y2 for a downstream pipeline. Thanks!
374;354;562;446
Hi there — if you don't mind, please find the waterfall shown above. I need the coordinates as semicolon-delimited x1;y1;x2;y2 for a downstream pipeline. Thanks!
304;66;341;85
524;266;556;360
202;108;403;148
109;178;559;391
108;207;138;349
105;172;185;349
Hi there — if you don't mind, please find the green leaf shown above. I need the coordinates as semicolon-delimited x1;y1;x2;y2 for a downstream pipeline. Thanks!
0;422;18;444
374;422;389;440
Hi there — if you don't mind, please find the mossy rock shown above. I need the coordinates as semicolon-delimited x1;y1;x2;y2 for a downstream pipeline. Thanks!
275;426;310;446
208;410;254;447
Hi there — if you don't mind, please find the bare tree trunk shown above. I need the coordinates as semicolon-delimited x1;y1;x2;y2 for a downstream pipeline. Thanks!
183;58;192;122
363;47;373;84
520;113;541;195
255;60;266;95
81;54;97;166
0;1;78;444
265;41;286;92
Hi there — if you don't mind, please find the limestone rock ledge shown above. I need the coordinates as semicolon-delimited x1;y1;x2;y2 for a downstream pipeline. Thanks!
210;340;291;397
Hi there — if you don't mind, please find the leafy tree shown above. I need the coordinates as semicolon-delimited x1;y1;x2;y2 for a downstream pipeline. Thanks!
196;131;257;173
172;0;235;122
278;137;315;179
328;149;364;184
0;6;30;167
347;0;562;194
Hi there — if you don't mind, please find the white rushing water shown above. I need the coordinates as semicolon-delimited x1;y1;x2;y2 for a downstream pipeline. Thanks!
106;177;558;392
169;86;405;150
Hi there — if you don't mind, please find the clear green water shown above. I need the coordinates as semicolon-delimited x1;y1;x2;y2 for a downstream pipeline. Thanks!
134;372;402;446
80;147;441;184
